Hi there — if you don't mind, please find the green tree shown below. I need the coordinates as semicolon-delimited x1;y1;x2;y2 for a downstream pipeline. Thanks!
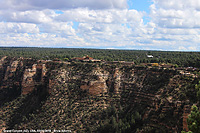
182;105;200;133
195;82;200;102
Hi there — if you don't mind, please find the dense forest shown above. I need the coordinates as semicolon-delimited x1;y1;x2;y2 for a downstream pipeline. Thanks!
0;47;200;67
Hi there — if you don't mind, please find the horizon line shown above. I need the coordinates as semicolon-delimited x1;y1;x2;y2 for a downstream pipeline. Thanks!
0;46;199;52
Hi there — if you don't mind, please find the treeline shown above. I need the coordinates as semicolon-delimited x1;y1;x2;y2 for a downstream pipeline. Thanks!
0;47;200;67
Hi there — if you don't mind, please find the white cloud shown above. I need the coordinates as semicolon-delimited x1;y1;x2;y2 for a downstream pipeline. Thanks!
39;22;76;37
145;0;200;50
55;8;143;24
153;0;200;10
77;23;133;43
0;10;55;24
0;22;39;33
0;0;199;51
0;7;145;48
0;0;127;11
151;0;200;28
0;33;88;47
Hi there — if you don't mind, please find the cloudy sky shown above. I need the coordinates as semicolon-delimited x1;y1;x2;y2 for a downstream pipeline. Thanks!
0;0;200;51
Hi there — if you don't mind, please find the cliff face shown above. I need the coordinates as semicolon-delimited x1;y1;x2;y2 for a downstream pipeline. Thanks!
80;67;109;95
0;57;197;132
21;62;47;95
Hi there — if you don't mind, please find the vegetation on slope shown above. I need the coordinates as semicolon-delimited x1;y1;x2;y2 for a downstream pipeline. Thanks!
0;51;200;132
0;56;200;132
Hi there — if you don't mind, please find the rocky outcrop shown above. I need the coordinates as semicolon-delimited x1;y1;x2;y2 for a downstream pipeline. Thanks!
0;56;7;68
113;68;121;94
0;57;197;132
21;64;37;95
80;67;109;95
21;63;47;95
3;60;19;82
81;81;108;95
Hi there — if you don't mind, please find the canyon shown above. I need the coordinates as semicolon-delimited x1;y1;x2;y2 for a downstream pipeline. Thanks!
0;56;198;132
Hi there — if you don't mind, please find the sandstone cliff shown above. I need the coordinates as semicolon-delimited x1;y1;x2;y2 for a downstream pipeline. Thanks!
0;57;198;132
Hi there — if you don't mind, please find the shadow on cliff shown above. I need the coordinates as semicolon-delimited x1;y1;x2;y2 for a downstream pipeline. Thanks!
0;84;22;107
7;83;49;129
0;58;24;107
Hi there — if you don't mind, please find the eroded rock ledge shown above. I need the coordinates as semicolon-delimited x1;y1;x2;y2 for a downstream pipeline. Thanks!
0;56;198;132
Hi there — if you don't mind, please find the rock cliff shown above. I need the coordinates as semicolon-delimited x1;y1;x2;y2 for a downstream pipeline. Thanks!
0;56;198;132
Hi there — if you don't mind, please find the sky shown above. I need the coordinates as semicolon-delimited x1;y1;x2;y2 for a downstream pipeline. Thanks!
0;0;200;51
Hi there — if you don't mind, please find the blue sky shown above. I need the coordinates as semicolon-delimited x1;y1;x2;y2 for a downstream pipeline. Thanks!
128;0;152;25
128;0;152;12
0;0;200;51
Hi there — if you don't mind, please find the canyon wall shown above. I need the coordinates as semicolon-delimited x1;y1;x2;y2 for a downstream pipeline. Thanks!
0;56;196;132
